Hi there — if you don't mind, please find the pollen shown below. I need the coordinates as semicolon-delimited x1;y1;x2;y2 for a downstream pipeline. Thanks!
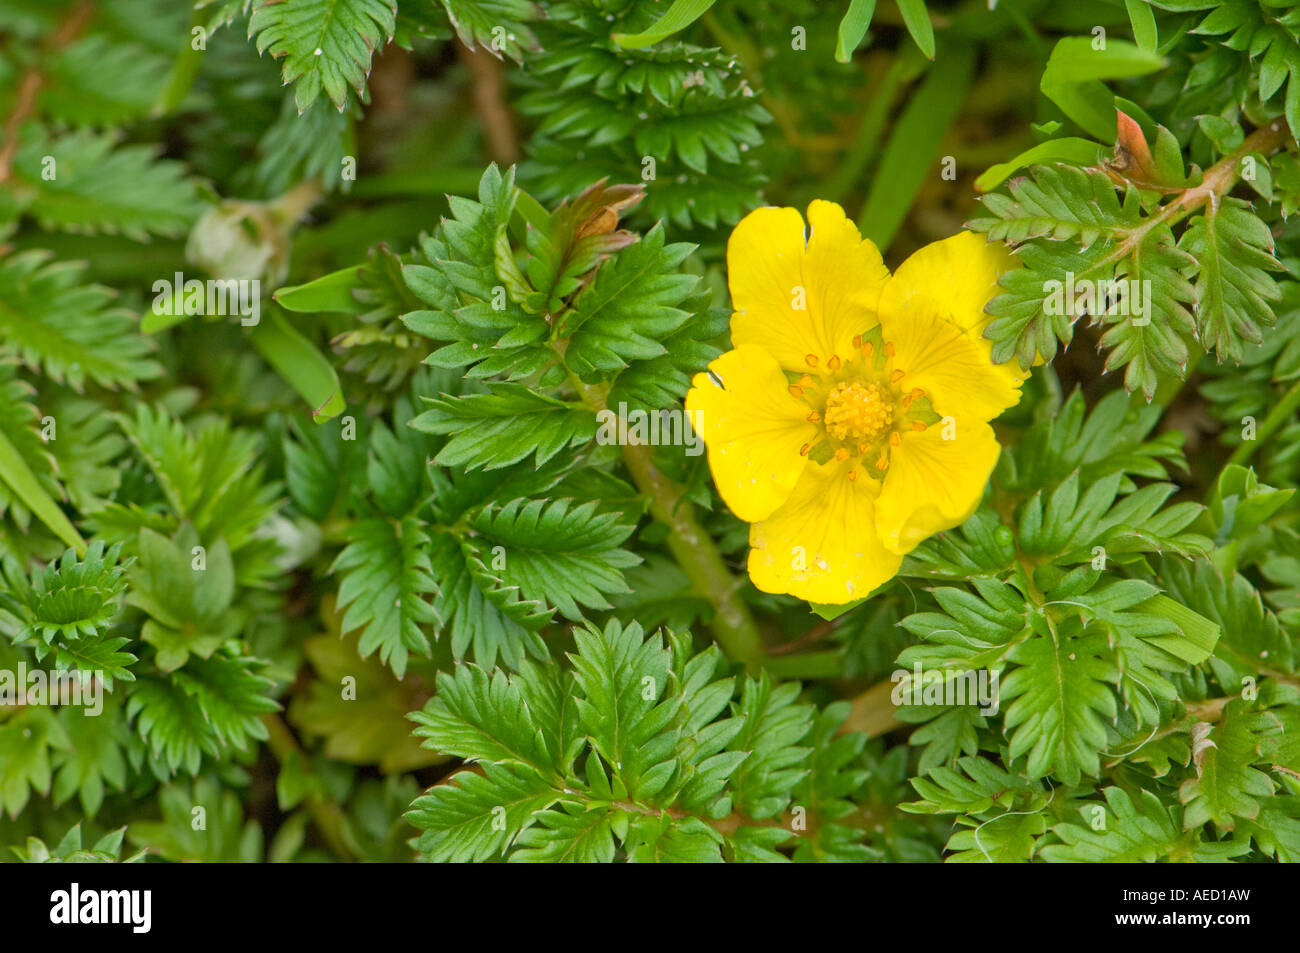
822;380;894;442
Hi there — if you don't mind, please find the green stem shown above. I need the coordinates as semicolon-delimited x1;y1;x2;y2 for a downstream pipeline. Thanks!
1227;377;1300;468
567;374;767;670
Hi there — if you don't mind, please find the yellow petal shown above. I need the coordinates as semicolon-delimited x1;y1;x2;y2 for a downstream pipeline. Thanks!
729;201;890;373
879;231;1027;418
874;416;1000;556
747;458;903;604
685;346;817;523
882;231;1017;337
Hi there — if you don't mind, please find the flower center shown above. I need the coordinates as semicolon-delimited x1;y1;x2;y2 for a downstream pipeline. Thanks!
823;381;892;442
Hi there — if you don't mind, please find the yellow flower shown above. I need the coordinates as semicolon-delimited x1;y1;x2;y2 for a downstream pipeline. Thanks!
685;200;1025;605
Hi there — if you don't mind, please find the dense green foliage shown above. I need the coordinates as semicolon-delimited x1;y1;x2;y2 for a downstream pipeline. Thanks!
1;0;1299;864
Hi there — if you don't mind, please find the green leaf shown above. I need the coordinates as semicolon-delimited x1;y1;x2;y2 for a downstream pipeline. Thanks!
1125;0;1159;52
1043;786;1250;861
410;663;557;774
895;0;934;60
975;138;1108;193
1179;199;1281;364
436;0;540;64
52;700;128;816
406;763;558;862
0;708;64;818
128;778;262;862
2;128;204;240
612;0;717;50
248;0;398;111
413;382;597;471
0;427;85;555
331;516;438;677
1040;37;1165;140
557;224;697;379
249;310;346;423
0;541;130;654
835;0;877;64
467;498;639;621
1179;700;1278;830
0;250;162;390
1000;625;1118;784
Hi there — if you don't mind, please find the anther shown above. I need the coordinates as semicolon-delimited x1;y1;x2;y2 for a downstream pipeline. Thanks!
827;354;842;371
800;442;812;456
884;341;896;358
875;454;889;471
862;342;874;360
807;410;821;423
890;432;901;447
891;369;905;384
834;448;850;462
848;470;858;483
789;385;804;398
797;374;814;387
851;334;863;349
911;420;927;431
805;354;819;367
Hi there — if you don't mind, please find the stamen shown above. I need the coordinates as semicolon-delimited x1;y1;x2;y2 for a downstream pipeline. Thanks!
848;470;858;483
890;432;901;447
797;375;814;387
884;341;896;358
862;342;874;360
805;354;819;367
851;334;863;349
822;381;894;442
827;355;842;371
891;369;905;384
789;385;804;398
806;410;821;423
800;442;812;456
912;420;927;431
834;448;850;462
875;454;889;471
